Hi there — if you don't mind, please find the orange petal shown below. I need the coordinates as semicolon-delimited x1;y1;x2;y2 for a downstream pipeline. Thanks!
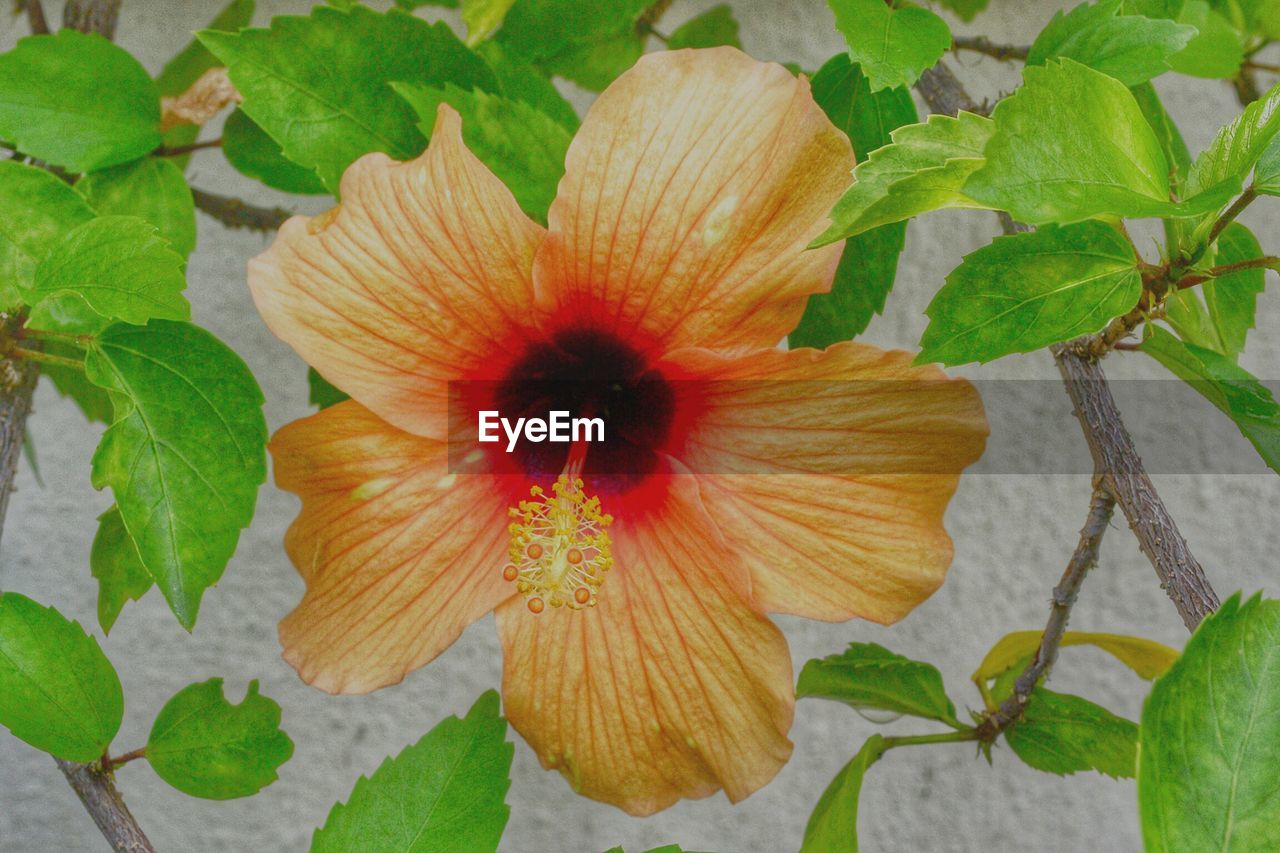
496;472;793;815
535;47;854;352
665;343;988;623
272;401;511;694
249;105;545;439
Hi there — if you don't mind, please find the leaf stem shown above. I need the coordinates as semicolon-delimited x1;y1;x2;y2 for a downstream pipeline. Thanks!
101;747;147;772
1206;185;1258;249
20;327;93;348
950;36;1029;63
882;729;980;749
9;347;84;371
155;138;222;157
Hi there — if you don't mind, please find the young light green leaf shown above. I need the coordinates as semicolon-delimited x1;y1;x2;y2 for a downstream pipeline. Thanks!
462;0;518;45
1164;223;1265;357
222;109;327;195
0;160;96;308
796;643;961;727
1139;592;1280;852
814;111;994;245
86;321;268;629
147;678;293;799
199;5;497;194
1141;326;1280;474
313;690;513;853
827;0;950;92
308;368;349;410
791;54;916;345
0;31;160;172
1184;77;1280;203
394;83;572;223
494;0;650;93
78;159;197;258
475;42;579;131
91;505;154;634
974;631;1179;687
1026;0;1195;86
27;217;189;327
667;5;741;49
1256;133;1280;195
800;735;888;853
966;59;1230;224
1005;689;1137;778
1167;1;1245;79
154;0;256;167
0;592;123;762
918;222;1141;366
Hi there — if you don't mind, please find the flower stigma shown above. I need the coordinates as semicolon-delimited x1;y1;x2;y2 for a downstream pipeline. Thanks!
505;443;613;613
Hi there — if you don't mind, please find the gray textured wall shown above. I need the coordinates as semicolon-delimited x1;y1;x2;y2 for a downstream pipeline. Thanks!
3;1;1278;851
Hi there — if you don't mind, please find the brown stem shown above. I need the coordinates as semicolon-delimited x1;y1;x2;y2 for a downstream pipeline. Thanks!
191;188;292;233
155;138;222;157
1242;60;1280;75
24;0;51;34
101;747;147;772
976;487;1116;739
913;57;1220;633
62;0;123;39
54;760;156;853
0;314;39;552
1206;186;1258;249
951;36;1030;62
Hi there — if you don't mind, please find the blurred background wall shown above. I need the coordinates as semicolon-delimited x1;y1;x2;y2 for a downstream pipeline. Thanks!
2;1;1278;850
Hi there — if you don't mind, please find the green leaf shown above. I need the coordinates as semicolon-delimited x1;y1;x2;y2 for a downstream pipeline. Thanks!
199;5;497;194
147;678;293;799
1026;0;1195;86
462;0;518;45
1165;223;1265;357
495;0;650;91
918;222;1141;366
1168;1;1245;79
85;321;268;629
814;111;994;245
155;0;256;167
78;159;197;258
0;31;160;172
792;54;916;346
796;643;961;727
222;109;327;196
800;735;888;853
26;216;189;327
937;0;991;20
313;690;513;853
1139;592;1280;851
1185;77;1280;204
667;5;741;49
308;368;349;409
1256;133;1280;195
40;341;113;424
0;160;96;308
90;505;154;634
974;631;1179;686
475;42;579;131
966;59;1230;224
1141;326;1280;474
827;0;950;92
394;82;572;223
1005;689;1137;778
0;592;123;762
156;0;256;97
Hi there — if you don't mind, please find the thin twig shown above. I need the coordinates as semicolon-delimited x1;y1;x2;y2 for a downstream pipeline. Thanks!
24;0;51;34
951;36;1030;63
54;760;155;853
155;138;222;157
976;487;1116;738
913;59;1220;633
62;0;122;40
0;314;39;551
1243;59;1280;75
101;747;147;772
1206;186;1258;249
9;347;83;371
191;188;292;233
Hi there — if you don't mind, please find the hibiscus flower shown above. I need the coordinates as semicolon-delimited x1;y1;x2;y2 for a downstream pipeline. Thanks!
250;47;987;815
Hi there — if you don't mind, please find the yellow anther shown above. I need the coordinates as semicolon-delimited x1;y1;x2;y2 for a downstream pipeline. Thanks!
504;474;613;612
